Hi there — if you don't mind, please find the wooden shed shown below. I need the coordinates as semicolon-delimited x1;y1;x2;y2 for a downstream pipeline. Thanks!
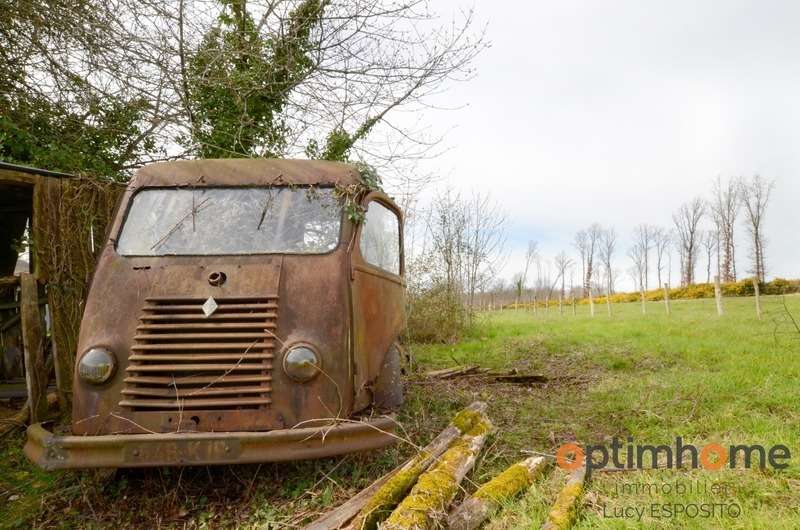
0;161;123;422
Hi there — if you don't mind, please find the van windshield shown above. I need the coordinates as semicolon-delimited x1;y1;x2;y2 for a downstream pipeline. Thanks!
116;187;342;256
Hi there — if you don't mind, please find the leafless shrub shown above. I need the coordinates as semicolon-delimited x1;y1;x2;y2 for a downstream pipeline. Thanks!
405;189;505;342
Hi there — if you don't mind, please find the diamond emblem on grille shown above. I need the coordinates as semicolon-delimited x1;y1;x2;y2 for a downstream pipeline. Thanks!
202;296;218;317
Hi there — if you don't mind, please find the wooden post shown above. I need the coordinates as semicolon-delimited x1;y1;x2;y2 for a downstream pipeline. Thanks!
753;278;762;320
714;275;724;316
571;295;576;316
640;289;647;315
533;294;537;315
588;287;595;317
606;292;612;317
20;273;48;423
51;335;68;410
663;283;671;315
545;296;549;314
559;294;563;315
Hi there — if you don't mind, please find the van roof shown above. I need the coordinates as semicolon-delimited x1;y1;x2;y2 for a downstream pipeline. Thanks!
133;159;361;188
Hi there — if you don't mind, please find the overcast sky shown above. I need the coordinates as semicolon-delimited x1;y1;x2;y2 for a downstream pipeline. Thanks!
413;0;799;290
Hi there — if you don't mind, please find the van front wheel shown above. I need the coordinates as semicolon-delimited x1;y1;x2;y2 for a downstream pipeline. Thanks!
372;342;404;411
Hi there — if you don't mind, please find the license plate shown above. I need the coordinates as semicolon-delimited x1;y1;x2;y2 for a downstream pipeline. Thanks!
124;438;241;464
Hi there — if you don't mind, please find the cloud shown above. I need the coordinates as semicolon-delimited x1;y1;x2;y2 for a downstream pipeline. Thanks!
410;0;800;289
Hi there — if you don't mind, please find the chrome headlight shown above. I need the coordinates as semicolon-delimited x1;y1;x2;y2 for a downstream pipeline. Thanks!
78;347;117;385
282;345;320;382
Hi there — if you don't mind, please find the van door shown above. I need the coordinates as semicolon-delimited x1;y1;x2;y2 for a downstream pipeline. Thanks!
350;195;405;411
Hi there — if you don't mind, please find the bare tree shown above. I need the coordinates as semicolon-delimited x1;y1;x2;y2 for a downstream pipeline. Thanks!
575;224;602;296
462;192;507;316
514;241;538;305
672;198;705;285
709;177;741;282
574;230;588;296
586;223;603;295
598;228;616;294
426;190;468;297
5;0;486;197
739;175;775;283
533;254;544;310
552;251;574;314
629;243;646;290
409;189;505;331
701;230;718;284
598;228;616;316
653;227;671;288
628;242;648;313
632;224;656;290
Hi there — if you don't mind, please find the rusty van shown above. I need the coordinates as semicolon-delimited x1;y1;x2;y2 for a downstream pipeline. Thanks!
25;159;405;469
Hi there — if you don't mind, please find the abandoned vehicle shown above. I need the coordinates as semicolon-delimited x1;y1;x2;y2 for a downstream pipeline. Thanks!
24;158;406;469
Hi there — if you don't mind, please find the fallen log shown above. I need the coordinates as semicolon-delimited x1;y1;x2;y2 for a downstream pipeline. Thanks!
541;467;587;530
423;365;549;386
305;470;397;530
423;366;483;379
307;402;489;530
491;374;548;385
447;456;548;530
380;411;493;529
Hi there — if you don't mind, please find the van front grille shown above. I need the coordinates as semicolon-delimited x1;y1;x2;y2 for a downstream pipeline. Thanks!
120;296;277;411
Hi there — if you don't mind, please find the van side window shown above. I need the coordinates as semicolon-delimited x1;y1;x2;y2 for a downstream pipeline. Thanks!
359;201;400;274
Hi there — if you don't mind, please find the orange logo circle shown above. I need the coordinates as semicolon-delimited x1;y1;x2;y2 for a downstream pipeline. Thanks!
556;443;585;471
700;443;728;470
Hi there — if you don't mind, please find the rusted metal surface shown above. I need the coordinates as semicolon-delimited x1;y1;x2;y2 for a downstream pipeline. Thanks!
350;191;406;410
26;159;405;468
25;415;397;470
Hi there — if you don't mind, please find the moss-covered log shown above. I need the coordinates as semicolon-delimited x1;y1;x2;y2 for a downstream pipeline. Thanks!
541;467;586;530
379;409;492;530
447;456;547;530
340;402;489;530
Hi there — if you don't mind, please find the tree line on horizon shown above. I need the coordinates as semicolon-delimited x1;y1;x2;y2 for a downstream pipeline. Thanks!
500;174;778;309
405;175;782;340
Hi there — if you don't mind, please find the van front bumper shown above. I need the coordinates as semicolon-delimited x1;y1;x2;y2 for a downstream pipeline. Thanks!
24;416;397;470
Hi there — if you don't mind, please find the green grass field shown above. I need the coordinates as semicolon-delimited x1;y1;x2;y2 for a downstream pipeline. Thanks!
1;294;798;528
413;294;800;529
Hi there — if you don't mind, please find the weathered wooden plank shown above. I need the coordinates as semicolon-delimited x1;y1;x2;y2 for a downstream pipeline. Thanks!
0;276;21;289
20;273;48;423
